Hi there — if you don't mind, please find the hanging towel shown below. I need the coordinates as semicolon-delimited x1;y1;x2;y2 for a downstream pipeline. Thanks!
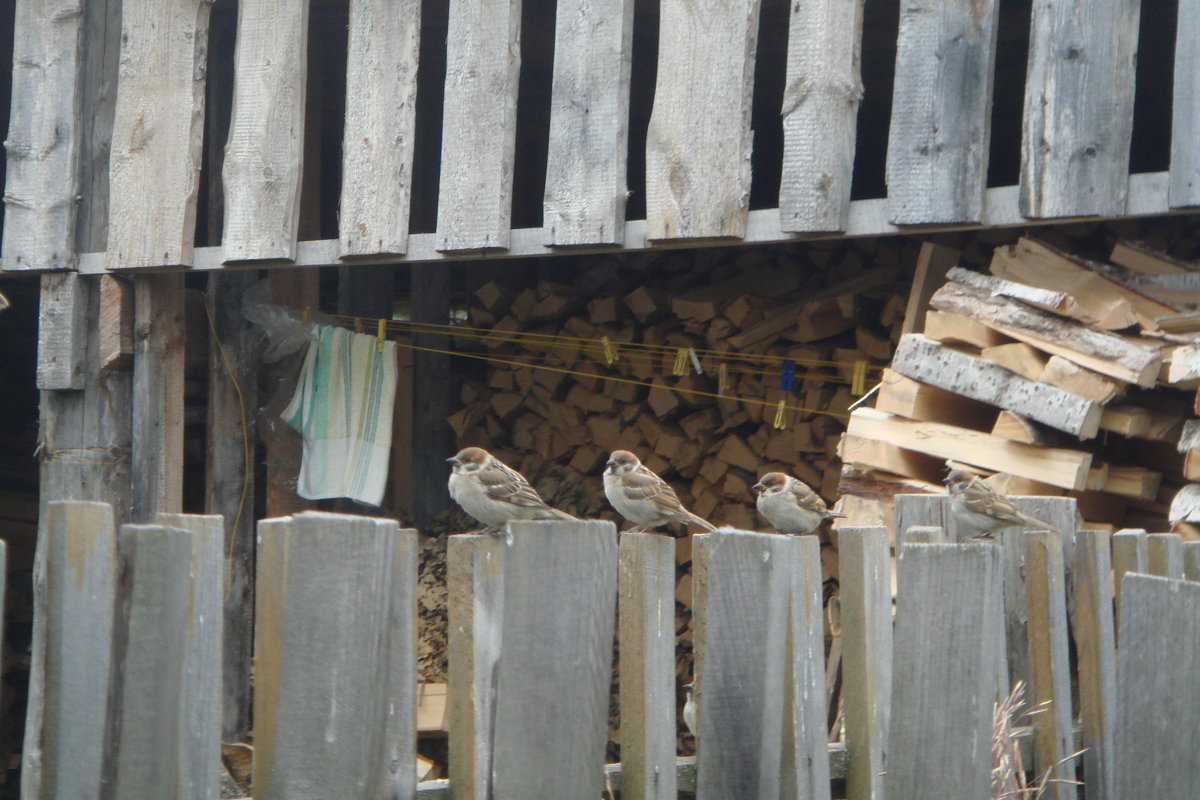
282;323;398;506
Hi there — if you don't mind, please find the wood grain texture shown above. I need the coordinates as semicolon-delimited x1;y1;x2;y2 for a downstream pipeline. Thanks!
839;527;891;800
1110;528;1146;626
1074;530;1116;800
779;0;863;232
645;0;762;240
781;536;831;800
109;524;191;799
1146;532;1184;579
1184;541;1200;582
221;0;310;262
887;543;1002;800
886;0;999;224
542;0;635;246
106;0;210;269
1171;0;1200;207
1114;575;1200;797
691;530;792;800
491;521;617;800
1020;0;1140;218
435;0;523;252
36;273;87;390
254;512;416;800
893;492;948;548
338;0;421;257
2;0;84;270
618;533;677;800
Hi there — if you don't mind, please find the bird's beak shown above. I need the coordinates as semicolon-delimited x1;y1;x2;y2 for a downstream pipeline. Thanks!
446;456;458;464
752;482;764;492
605;459;616;468
683;682;694;691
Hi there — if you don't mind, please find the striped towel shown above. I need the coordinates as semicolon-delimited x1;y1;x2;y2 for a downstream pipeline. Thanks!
282;323;398;506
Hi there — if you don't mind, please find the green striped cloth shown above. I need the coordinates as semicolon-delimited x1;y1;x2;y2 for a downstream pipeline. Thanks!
282;323;398;506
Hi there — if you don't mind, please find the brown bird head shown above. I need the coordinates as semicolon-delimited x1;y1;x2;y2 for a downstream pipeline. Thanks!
752;472;789;495
943;468;977;495
448;446;491;473
605;449;641;476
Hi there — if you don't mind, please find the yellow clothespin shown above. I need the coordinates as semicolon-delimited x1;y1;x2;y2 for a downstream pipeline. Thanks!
600;336;618;366
354;317;364;334
672;348;689;377
851;360;868;395
301;306;311;326
772;398;788;430
718;363;729;396
377;318;386;352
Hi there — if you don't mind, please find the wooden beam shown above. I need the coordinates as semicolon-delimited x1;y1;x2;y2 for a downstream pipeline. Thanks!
837;434;947;486
645;0;762;240
1171;0;1200;209
900;242;959;337
922;309;1009;349
412;265;453;526
36;273;88;390
778;0;864;233
98;275;134;371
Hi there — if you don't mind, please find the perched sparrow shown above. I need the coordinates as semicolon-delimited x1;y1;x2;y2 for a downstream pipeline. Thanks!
752;472;844;534
682;683;697;739
603;450;716;533
944;468;1053;539
447;447;577;534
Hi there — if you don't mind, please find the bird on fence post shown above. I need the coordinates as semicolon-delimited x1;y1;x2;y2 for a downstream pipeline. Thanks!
603;450;716;534
682;683;697;740
944;468;1053;539
447;447;578;536
752;472;844;534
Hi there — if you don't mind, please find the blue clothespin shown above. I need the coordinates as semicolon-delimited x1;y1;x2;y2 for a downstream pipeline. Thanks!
780;359;796;393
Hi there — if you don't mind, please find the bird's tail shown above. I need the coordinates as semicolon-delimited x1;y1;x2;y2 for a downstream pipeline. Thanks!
685;511;716;532
550;507;580;522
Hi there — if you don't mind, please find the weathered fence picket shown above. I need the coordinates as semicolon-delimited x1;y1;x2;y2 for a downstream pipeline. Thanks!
781;536;831;800
902;525;945;544
893;493;947;547
1171;0;1200;208
1184;541;1200;582
1110;528;1146;622
1146;532;1184;579
1073;529;1116;800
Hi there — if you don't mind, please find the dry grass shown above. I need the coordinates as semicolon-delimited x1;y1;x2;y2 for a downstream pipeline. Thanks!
991;680;1085;800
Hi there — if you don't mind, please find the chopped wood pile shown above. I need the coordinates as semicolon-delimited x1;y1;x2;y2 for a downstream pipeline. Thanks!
839;236;1200;536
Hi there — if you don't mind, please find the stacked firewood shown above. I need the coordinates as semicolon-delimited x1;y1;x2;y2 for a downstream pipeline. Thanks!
840;236;1200;535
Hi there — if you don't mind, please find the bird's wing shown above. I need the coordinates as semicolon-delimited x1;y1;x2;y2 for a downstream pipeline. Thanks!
966;480;1051;528
479;461;554;510
621;466;673;503
789;481;829;516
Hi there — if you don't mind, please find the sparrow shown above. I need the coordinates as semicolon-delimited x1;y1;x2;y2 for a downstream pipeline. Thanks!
682;683;697;739
944;468;1053;539
603;450;716;533
447;447;577;534
752;472;844;534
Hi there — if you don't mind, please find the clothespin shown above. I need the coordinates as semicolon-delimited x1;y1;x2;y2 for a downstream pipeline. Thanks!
301;306;311;326
672;348;689;377
851;360;868;395
688;348;703;375
779;359;796;393
354;317;364;334
718;363;729;396
377;318;386;352
772;398;788;430
600;336;618;365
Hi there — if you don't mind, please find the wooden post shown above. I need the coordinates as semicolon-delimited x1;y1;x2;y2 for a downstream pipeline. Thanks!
254;512;417;799
893;492;947;548
109;524;192;799
1184;541;1200;582
1171;0;1200;208
839;527;891;800
1110;528;1146;623
1114;575;1200;797
412;265;453;526
1023;530;1075;799
36;274;88;390
781;536;831;800
1074;530;1117;800
691;530;792;800
887;543;1003;800
902;525;944;544
618;533;677;800
1146;532;1184;579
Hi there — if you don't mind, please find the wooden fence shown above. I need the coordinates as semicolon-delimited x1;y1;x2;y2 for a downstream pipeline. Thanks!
19;499;1200;799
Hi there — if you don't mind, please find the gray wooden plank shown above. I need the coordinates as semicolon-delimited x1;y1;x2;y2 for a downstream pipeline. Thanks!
157;513;224;800
1146;532;1184;579
1022;530;1075;799
838;527;891;800
491;520;617;800
1184;541;1200;582
902;525;945;544
36;273;87;390
1170;0;1200;208
893;492;948;549
886;543;1003;800
338;0;421;258
645;0;762;241
1020;0;1140;218
446;533;508;800
2;0;84;271
221;0;310;262
253;512;416;799
110;524;191;799
778;0;864;233
1110;528;1146;623
617;533;677;800
886;0;999;224
435;0;523;252
1074;530;1117;800
24;501;118;800
691;530;792;800
106;0;211;269
1114;574;1200;797
542;0;635;246
781;536;831;800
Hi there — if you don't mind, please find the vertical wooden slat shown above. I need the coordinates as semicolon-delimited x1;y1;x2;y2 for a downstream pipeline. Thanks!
1110;528;1146;620
893;492;947;548
338;0;421;258
903;525;945;544
1023;530;1074;799
36;273;87;390
447;533;507;800
106;0;211;269
778;0;864;233
98;275;134;371
254;512;416;800
886;0;999;225
1114;575;1200;797
781;536;831;800
109;524;191;799
645;0;762;241
157;513;223;800
1145;532;1184;578
691;530;792;800
2;0;84;271
1170;0;1200;208
901;242;961;337
1074;530;1116;800
23;501;118;800
542;0;635;246
491;521;617;800
435;0;523;252
839;527;891;800
411;265;452;526
1184;541;1200;582
1019;0;1140;218
618;533;677;800
222;0;310;262
131;274;185;522
886;543;1002;800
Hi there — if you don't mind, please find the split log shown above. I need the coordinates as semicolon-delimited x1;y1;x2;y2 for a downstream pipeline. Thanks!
980;342;1048;382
